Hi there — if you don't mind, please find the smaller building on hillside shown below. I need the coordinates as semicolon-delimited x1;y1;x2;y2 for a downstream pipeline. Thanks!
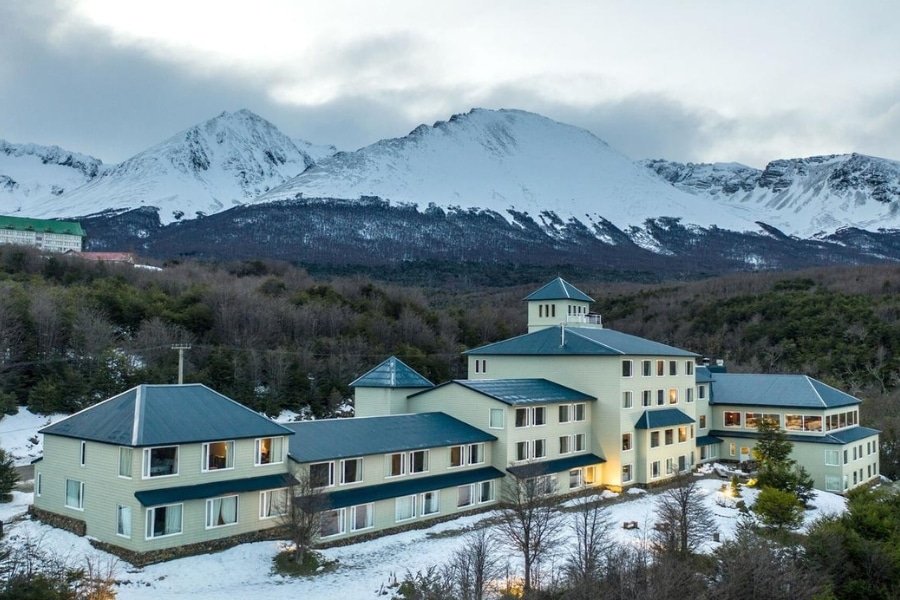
0;214;84;253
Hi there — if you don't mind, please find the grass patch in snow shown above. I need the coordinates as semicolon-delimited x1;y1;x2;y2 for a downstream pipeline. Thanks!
272;550;338;577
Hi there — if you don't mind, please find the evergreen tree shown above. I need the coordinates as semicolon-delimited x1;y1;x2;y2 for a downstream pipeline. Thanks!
0;448;19;502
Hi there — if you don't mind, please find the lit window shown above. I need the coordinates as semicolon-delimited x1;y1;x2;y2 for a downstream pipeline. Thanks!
202;441;234;471
724;412;741;428
205;495;238;529
255;437;284;465
678;427;687;443
785;415;803;431
450;445;464;467
668;388;678;404
745;413;760;429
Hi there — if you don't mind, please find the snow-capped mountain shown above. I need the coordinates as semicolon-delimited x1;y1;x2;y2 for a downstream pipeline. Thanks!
0;140;103;215
33;110;316;223
643;154;900;237
255;108;756;233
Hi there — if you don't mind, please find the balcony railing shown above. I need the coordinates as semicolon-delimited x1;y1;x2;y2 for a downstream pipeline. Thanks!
565;313;603;327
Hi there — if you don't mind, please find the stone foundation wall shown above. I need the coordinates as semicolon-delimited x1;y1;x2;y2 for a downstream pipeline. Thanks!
90;525;290;567
29;506;86;536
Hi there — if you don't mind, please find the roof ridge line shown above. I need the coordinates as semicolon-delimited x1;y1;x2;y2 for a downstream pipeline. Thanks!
806;376;827;407
564;327;624;354
194;383;294;435
131;385;143;445
41;385;140;432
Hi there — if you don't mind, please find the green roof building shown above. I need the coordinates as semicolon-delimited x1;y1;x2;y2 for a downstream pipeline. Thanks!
0;214;85;253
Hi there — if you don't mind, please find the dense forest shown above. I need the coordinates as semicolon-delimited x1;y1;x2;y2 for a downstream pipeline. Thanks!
1;246;899;477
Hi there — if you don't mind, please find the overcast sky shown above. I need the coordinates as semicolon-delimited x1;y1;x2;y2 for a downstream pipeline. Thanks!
1;0;898;167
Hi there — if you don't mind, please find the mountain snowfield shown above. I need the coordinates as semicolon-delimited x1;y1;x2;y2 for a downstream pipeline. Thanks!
31;110;320;224
642;154;900;237
257;108;757;233
0;140;103;215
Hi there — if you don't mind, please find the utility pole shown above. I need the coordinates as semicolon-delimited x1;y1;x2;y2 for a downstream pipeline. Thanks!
171;344;191;384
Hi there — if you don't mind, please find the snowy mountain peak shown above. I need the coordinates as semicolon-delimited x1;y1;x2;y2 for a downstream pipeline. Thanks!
32;109;319;223
0;140;104;214
643;153;900;236
256;107;753;232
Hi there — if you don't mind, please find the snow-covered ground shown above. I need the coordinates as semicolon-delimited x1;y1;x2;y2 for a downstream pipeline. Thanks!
0;408;67;466
0;408;848;599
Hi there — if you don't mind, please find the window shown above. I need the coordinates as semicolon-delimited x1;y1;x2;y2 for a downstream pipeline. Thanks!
685;388;694;403
255;437;284;465
515;408;529;428
665;429;674;445
763;413;780;427
559;435;571;454
516;407;545;427
516;441;530;462
387;453;406;477
666;458;675;474
724;412;741;428
569;468;583;489
321;508;346;536
559;404;570;423
642;360;652;376
457;485;473;508
622;433;633;451
259;488;288;518
745;413;760;429
574;433;586;452
117;504;132;538
450;445;464;467
622;392;633;409
479;481;494;503
668;388;678;404
678;427;688;443
657;360;665;376
534;439;547;459
622;360;633;377
843;449;848;464
65;479;84;510
36;473;42;497
657;390;665;406
474;359;487;374
685;361;694;375
489;409;504;429
825;476;842;492
409;450;429;473
469;443;484;465
575;404;586;421
118;447;133;478
584;466;597;485
699;415;707;429
729;443;736;457
804;416;823;432
642;390;652;407
351;503;374;531
622;464;633;483
785;414;803;431
650;431;660;448
678;455;687;473
202;441;234;472
396;495;417;521
146;504;182;538
142;446;178;478
80;441;86;466
651;460;661;478
533;407;546;426
421;491;440;515
698;385;706;399
338;458;363;484
669;361;677;376
310;462;335;488
206;495;238;528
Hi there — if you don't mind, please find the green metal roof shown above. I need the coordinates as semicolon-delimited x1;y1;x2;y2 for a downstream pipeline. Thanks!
465;325;697;357
695;434;722;447
708;373;860;409
506;454;606;478
317;466;505;510
695;366;715;383
415;378;595;406
349;356;434;389
40;384;293;446
284;412;496;463
524;277;594;302
634;408;695;429
134;473;296;507
708;426;879;446
0;215;85;237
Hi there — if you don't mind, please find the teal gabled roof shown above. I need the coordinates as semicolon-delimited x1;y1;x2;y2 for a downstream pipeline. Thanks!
349;356;434;389
465;325;696;357
40;384;293;446
708;373;860;409
0;215;85;237
634;408;695;429
524;277;594;302
441;378;595;405
284;412;496;462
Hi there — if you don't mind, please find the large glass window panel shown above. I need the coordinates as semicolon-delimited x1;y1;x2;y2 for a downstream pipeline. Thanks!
203;441;234;471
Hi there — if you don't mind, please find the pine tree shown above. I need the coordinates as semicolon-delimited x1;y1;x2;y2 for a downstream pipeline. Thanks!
0;448;19;502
